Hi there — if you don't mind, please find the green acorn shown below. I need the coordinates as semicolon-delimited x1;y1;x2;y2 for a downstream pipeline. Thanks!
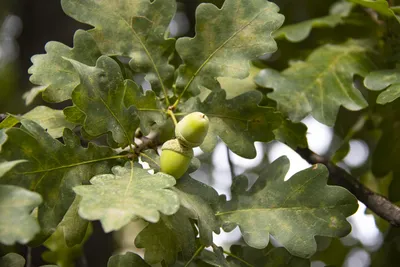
160;139;193;179
175;112;209;148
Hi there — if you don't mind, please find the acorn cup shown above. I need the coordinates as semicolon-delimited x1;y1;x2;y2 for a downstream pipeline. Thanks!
160;139;193;179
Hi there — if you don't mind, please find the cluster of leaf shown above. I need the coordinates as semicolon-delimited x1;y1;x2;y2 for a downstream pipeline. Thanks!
1;0;400;266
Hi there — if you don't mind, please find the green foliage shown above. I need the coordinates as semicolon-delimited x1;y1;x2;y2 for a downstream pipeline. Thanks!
175;0;284;96
255;40;376;126
217;157;358;258
1;0;399;265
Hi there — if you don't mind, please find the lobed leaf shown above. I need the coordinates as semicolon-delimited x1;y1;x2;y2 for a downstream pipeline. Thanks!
217;156;358;258
64;56;138;147
0;120;117;240
176;0;284;96
74;162;180;232
173;175;220;246
107;252;150;267
135;209;197;264
42;222;92;267
181;90;282;158
255;40;377;126
0;253;25;267
364;67;400;104
0;185;42;246
227;245;310;267
349;0;400;23
61;0;176;98
28;30;101;103
273;120;308;149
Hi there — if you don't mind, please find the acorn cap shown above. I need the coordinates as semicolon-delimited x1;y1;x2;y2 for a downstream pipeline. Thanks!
175;112;209;148
161;139;194;158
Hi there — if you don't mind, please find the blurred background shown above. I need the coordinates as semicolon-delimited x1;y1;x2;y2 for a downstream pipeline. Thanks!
0;0;391;266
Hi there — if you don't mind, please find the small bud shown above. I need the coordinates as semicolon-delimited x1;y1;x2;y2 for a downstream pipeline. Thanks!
160;139;193;179
175;112;209;148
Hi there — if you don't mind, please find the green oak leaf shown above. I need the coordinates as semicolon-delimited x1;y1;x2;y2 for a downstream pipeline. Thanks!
312;238;354;266
227;245;310;267
217;64;261;100
22;106;76;139
181;90;282;159
28;30;101;103
61;0;176;98
255;40;376;126
135;209;197;264
273;0;353;42
0;115;19;130
42;222;92;267
0;120;117;240
65;56;138;147
175;0;284;96
0;185;42;245
74;162;180;232
349;0;400;23
108;252;150;267
216;156;358;258
273;120;308;149
364;67;400;104
57;196;89;247
372;118;400;177
173;175;220;246
0;253;25;267
124;80;170;136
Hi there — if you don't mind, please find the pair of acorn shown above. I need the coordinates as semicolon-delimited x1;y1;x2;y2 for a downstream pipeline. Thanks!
160;112;209;179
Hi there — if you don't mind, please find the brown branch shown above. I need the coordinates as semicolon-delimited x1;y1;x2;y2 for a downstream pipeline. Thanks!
297;148;400;227
134;130;160;155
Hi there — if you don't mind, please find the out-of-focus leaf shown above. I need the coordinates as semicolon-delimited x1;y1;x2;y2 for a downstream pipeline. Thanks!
217;156;358;258
42;222;92;267
107;252;150;267
28;30;101;103
364;67;400;104
227;246;310;267
273;120;308;149
173;175;220;246
23;86;46;106
371;227;400;267
255;40;376;126
181;90;282;158
0;115;19;130
0;120;117;239
312;238;353;266
349;0;400;23
0;185;42;245
176;0;284;96
74;162;180;232
57;196;89;247
135;209;197;264
217;64;261;100
0;253;25;267
64;56;138;147
61;0;176;98
21;106;76;139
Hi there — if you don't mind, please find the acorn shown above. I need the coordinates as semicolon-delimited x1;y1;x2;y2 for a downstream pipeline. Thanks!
175;112;209;148
160;139;193;179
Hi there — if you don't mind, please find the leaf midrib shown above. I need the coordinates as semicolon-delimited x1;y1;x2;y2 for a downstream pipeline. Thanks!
215;203;355;216
182;6;274;92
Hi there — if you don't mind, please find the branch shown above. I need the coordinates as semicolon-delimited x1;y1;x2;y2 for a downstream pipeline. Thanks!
297;148;400;227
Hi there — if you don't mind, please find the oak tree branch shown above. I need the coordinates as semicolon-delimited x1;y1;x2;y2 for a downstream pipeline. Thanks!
296;148;400;227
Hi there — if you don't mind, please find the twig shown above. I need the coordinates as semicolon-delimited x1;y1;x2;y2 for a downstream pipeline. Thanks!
167;108;178;126
134;131;160;155
184;245;205;267
296;148;400;227
26;247;32;267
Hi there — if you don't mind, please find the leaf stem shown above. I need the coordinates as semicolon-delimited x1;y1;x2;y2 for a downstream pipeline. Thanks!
167;109;178;126
222;250;254;267
139;152;160;168
184;245;205;267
